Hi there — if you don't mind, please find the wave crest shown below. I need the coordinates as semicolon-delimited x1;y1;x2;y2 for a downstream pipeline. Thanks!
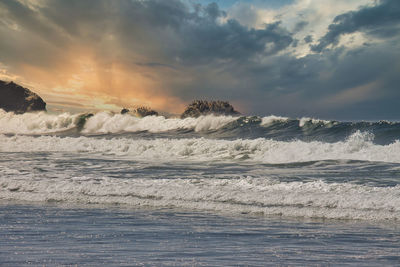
0;109;237;134
0;109;78;134
82;112;237;134
1;131;399;164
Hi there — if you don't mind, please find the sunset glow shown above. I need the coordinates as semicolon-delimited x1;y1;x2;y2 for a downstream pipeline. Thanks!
1;0;399;119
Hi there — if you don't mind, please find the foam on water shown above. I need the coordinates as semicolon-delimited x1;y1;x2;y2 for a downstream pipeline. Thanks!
2;109;400;144
1;131;400;163
260;115;289;126
1;110;400;221
0;109;78;134
299;117;334;127
0;109;237;134
82;112;237;134
0;131;400;163
1;174;398;220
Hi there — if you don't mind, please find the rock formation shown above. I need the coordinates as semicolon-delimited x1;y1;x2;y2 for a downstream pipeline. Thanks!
120;108;130;115
120;106;158;117
0;80;46;113
181;100;240;118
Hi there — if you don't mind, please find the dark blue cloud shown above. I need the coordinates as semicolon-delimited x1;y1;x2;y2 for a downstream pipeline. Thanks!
27;0;293;64
304;35;313;43
312;0;400;52
293;21;308;33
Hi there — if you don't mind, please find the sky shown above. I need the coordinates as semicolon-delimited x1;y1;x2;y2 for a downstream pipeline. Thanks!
0;0;399;119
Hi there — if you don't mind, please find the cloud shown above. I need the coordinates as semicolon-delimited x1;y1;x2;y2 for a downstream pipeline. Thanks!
0;0;399;119
0;0;294;111
225;0;373;56
293;20;308;32
311;0;400;52
304;35;313;43
178;20;293;64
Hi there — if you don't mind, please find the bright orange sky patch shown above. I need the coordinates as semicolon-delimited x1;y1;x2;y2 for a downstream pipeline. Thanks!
2;48;186;114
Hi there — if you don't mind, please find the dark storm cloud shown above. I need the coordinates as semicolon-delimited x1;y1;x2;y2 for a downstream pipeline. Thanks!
177;20;293;64
13;0;291;64
0;0;296;79
0;0;71;69
312;0;400;52
0;0;64;43
206;41;400;119
304;35;313;43
0;0;400;119
293;20;308;33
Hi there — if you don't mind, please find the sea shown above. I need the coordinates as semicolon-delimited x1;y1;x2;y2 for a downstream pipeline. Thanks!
0;109;399;266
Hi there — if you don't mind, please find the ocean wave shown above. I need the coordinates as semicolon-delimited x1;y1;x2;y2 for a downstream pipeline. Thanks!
1;131;400;164
260;115;289;126
0;109;78;134
0;109;237;134
82;112;237;134
298;117;335;127
2;110;400;144
1;175;398;220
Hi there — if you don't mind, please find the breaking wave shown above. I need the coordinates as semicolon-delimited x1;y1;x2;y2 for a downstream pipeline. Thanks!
81;112;237;134
0;109;78;134
2;109;400;144
1;131;399;164
2;109;400;221
0;109;237;135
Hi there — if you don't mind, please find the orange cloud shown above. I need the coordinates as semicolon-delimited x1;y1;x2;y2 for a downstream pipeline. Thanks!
5;46;186;114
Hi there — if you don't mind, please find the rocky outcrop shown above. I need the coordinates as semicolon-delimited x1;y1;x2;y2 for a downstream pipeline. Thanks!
120;108;130;114
120;106;158;117
181;100;240;118
0;80;46;113
135;106;158;117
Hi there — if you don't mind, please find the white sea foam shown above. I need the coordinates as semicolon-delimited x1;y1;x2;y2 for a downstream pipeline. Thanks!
82;112;237;134
1;131;399;164
0;109;78;134
260;115;289;126
299;117;334;127
0;109;237;134
1;175;398;220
